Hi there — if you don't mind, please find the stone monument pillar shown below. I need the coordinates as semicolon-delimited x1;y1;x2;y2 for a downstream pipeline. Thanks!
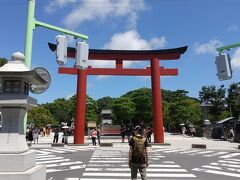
0;52;50;180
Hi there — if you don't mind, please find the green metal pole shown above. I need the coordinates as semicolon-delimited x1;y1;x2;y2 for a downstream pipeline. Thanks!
216;42;240;53
24;0;36;133
35;21;88;40
24;0;36;68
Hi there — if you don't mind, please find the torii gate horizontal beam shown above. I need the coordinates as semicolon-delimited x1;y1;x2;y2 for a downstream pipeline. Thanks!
59;67;178;76
48;43;187;60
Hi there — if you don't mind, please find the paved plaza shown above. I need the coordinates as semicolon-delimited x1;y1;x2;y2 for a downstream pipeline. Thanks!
33;132;239;150
27;133;240;180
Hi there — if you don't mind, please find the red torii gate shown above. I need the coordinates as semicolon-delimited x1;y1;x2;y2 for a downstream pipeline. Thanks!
48;43;187;144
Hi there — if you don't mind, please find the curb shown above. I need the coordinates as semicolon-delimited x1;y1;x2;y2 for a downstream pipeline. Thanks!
150;143;171;146
100;143;113;147
51;143;64;147
68;143;89;146
192;144;206;149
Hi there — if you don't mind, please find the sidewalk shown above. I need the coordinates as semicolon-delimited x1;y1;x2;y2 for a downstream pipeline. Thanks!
31;132;240;151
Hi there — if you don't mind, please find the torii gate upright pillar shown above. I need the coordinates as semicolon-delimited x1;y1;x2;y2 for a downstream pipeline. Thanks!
151;58;164;143
74;69;87;144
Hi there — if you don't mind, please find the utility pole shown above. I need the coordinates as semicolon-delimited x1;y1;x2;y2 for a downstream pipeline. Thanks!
24;0;88;68
24;0;88;131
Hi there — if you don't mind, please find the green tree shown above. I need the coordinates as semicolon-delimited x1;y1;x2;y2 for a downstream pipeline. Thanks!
123;88;152;125
28;106;57;127
96;96;114;123
0;57;7;67
162;100;171;129
112;97;135;125
199;85;226;122
44;98;73;124
97;96;114;110
227;82;240;118
86;96;98;125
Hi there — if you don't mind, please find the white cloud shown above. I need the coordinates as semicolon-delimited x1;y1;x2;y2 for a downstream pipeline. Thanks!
65;94;74;100
231;48;240;70
96;75;112;79
227;25;239;32
103;30;151;50
89;30;167;69
149;37;167;49
45;0;146;29
45;0;77;13
194;39;223;55
89;60;115;68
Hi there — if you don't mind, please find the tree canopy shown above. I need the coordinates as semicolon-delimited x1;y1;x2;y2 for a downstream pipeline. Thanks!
27;83;240;133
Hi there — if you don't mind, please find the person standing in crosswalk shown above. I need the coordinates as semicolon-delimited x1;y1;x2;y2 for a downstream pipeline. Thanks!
91;129;97;146
128;126;149;180
53;127;59;143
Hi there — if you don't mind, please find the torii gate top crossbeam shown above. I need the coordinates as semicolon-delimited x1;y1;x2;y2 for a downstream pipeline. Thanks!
48;43;187;60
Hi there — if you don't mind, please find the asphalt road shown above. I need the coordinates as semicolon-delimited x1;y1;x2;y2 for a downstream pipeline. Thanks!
31;146;240;180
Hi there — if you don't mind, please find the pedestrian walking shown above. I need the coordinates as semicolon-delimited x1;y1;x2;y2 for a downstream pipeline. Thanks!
62;129;68;144
190;127;196;138
97;127;101;145
53;127;59;143
91;129;97;146
129;126;149;180
229;127;234;143
146;127;152;143
181;126;186;136
120;123;126;143
27;128;33;145
33;128;39;144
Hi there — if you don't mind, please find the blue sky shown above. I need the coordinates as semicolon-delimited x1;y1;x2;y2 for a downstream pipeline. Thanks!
1;0;240;104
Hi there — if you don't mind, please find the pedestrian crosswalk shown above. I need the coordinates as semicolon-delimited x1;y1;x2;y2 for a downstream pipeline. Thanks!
34;146;95;173
33;146;240;179
192;158;240;178
150;147;240;159
81;148;196;179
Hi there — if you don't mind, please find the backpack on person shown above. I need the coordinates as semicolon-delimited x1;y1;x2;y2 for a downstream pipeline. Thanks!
132;136;147;164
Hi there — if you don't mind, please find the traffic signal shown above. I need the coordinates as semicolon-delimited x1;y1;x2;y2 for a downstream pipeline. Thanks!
215;53;232;81
76;41;89;69
56;35;67;66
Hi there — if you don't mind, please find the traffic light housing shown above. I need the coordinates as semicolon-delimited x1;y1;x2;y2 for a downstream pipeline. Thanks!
215;53;232;81
76;41;89;69
56;35;67;66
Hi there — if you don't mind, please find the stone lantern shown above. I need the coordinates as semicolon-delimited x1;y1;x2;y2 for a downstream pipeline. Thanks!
0;52;50;180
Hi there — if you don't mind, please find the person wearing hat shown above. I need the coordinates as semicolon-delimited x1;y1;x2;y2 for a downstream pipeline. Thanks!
128;126;149;180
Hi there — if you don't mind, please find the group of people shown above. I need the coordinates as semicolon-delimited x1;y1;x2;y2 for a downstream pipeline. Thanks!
52;127;70;144
120;124;153;143
181;125;196;137
26;127;40;144
90;128;101;146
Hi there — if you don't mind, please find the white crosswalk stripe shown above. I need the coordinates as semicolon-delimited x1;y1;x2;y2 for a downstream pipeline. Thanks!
203;151;228;157
151;147;240;159
193;158;240;178
219;153;240;159
82;149;196;179
33;147;93;173
34;146;95;154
